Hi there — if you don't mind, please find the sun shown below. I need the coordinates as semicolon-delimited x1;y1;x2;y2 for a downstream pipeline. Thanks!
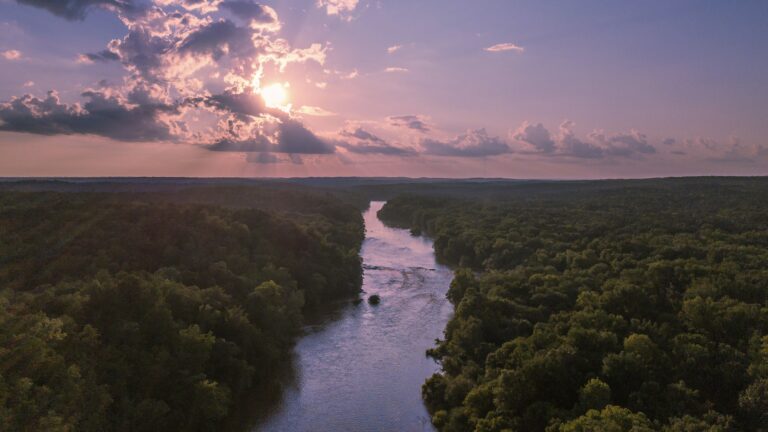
261;83;290;111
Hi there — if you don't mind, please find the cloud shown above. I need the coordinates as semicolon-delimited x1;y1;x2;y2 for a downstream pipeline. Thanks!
23;81;34;87
588;129;656;157
220;1;279;30
663;138;676;146
156;0;221;13
388;115;430;133
421;129;510;157
206;119;334;154
0;90;178;141
559;120;657;159
513;122;556;153
512;120;657;160
1;49;21;60
188;90;270;118
385;67;408;73
296;105;336;116
685;137;719;151
264;42;327;72
80;49;120;63
485;43;524;53
246;152;280;164
316;0;359;18
277;119;335;153
6;0;332;156
186;89;335;155
336;127;416;156
715;137;762;163
16;0;149;21
683;136;768;163
177;20;253;59
340;127;386;145
245;151;302;164
324;68;359;80
205;136;273;152
387;44;402;54
342;143;415;156
558;123;604;159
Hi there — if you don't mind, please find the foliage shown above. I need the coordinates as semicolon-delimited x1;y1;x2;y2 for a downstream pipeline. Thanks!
0;190;364;431
379;178;768;431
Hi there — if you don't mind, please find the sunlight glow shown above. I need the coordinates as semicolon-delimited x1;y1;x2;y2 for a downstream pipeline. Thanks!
261;83;290;111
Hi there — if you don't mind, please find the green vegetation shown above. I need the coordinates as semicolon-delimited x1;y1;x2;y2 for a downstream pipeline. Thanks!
379;178;768;431
0;189;363;431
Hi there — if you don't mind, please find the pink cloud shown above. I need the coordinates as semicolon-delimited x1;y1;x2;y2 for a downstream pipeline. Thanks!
1;49;22;60
484;43;524;53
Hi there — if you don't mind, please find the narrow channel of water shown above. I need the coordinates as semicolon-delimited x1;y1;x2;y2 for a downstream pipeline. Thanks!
253;201;453;431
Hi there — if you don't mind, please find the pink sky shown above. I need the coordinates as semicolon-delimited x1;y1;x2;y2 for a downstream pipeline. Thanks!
0;0;766;177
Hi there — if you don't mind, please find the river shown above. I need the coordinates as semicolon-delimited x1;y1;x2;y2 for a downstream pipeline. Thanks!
253;201;453;431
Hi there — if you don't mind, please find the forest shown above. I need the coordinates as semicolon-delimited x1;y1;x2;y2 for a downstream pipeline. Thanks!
0;186;364;431
379;178;768;431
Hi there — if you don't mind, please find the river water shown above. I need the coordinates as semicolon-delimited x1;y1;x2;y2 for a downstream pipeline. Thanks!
254;201;453;432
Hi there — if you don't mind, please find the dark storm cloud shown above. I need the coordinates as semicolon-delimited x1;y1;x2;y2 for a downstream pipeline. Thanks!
0;90;177;141
421;129;510;157
514;122;556;153
16;0;147;20
388;115;430;133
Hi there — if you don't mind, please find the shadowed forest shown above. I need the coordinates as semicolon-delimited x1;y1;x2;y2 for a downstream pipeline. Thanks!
0;185;364;431
378;177;768;431
1;177;768;431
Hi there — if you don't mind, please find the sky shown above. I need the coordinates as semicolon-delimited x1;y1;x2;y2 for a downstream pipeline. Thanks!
0;0;766;178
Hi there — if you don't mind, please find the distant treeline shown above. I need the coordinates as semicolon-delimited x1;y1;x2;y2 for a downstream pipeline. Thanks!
379;178;768;431
0;187;364;431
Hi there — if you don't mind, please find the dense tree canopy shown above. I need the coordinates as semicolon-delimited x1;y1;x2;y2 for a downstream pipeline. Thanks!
379;179;768;431
0;189;364;431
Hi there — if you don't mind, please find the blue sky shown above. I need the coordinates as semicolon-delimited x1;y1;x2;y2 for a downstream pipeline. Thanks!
0;0;766;177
